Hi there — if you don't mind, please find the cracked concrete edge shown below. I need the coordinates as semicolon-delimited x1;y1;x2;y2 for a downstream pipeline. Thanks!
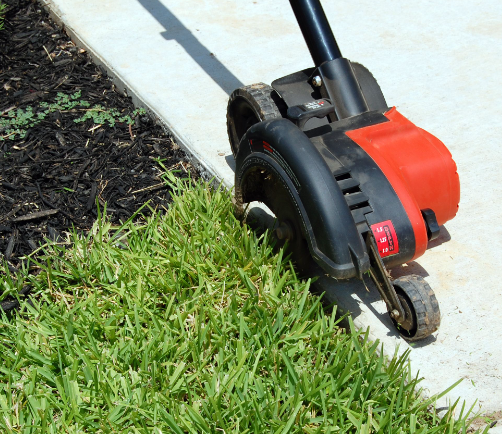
35;1;494;429
37;0;225;188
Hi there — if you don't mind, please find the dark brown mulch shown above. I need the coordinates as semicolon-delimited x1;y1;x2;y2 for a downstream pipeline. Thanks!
0;0;198;274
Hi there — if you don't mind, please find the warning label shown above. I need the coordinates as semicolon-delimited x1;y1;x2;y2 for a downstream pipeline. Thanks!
370;220;399;258
304;100;325;110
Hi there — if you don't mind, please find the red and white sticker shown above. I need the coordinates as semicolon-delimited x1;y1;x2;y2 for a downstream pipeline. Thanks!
371;220;399;258
305;101;325;109
250;139;273;154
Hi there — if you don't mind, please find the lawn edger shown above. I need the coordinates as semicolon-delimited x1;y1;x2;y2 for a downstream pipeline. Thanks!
226;0;459;341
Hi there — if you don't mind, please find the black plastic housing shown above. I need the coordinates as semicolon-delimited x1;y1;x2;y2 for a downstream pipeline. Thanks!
235;118;370;279
234;112;418;276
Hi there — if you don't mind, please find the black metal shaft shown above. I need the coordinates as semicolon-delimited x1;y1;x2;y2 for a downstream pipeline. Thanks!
289;0;342;66
290;0;369;118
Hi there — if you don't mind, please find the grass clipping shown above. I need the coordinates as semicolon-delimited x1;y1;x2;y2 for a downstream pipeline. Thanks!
0;175;482;433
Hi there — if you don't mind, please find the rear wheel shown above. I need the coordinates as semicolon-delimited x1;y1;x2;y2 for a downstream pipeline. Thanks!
227;83;282;157
351;62;388;111
391;275;441;341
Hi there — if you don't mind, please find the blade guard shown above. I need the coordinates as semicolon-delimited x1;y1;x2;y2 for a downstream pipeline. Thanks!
234;118;369;279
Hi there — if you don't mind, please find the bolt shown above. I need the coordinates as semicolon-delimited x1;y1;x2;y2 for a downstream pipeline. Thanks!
390;309;400;320
276;222;293;241
312;76;322;87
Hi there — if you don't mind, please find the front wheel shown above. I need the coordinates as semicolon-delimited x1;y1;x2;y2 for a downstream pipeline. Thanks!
391;275;441;341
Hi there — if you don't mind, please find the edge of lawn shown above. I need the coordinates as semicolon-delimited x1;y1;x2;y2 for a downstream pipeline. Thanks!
0;172;487;432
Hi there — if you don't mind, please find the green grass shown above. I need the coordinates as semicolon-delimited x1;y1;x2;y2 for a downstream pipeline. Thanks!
0;2;6;31
0;173;484;433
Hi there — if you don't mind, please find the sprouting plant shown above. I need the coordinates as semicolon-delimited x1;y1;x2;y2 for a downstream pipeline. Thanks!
0;91;87;140
74;106;146;127
0;90;147;140
39;90;91;112
0;106;38;140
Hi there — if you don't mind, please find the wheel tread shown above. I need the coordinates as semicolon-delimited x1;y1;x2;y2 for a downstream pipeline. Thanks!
226;83;282;156
393;275;441;341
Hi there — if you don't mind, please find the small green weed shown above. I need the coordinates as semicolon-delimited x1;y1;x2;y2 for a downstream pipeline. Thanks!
0;176;485;433
73;104;145;126
0;2;6;31
0;90;146;140
39;90;91;112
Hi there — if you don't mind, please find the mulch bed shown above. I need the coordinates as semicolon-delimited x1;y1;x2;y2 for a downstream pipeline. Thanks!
0;0;198;277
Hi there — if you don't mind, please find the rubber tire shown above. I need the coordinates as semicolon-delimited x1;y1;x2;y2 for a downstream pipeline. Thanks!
227;83;282;157
351;62;388;111
391;275;441;341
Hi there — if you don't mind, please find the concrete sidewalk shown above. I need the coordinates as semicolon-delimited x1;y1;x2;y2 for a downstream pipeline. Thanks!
41;0;502;427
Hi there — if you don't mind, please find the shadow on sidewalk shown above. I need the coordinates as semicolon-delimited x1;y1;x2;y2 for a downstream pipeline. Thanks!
136;0;243;94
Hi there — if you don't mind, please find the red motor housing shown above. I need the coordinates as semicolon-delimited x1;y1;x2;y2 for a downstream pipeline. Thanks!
346;107;460;260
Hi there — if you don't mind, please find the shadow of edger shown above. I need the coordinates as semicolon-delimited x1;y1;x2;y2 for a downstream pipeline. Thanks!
136;0;243;95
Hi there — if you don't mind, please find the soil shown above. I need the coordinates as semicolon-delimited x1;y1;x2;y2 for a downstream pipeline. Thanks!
0;0;198;296
468;411;502;432
1;5;501;429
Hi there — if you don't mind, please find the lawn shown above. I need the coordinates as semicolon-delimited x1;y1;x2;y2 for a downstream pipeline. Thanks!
0;0;489;432
0;174;483;433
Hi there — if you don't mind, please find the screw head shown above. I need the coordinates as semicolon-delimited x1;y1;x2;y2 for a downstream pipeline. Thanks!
312;76;322;87
276;222;294;241
390;309;400;320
